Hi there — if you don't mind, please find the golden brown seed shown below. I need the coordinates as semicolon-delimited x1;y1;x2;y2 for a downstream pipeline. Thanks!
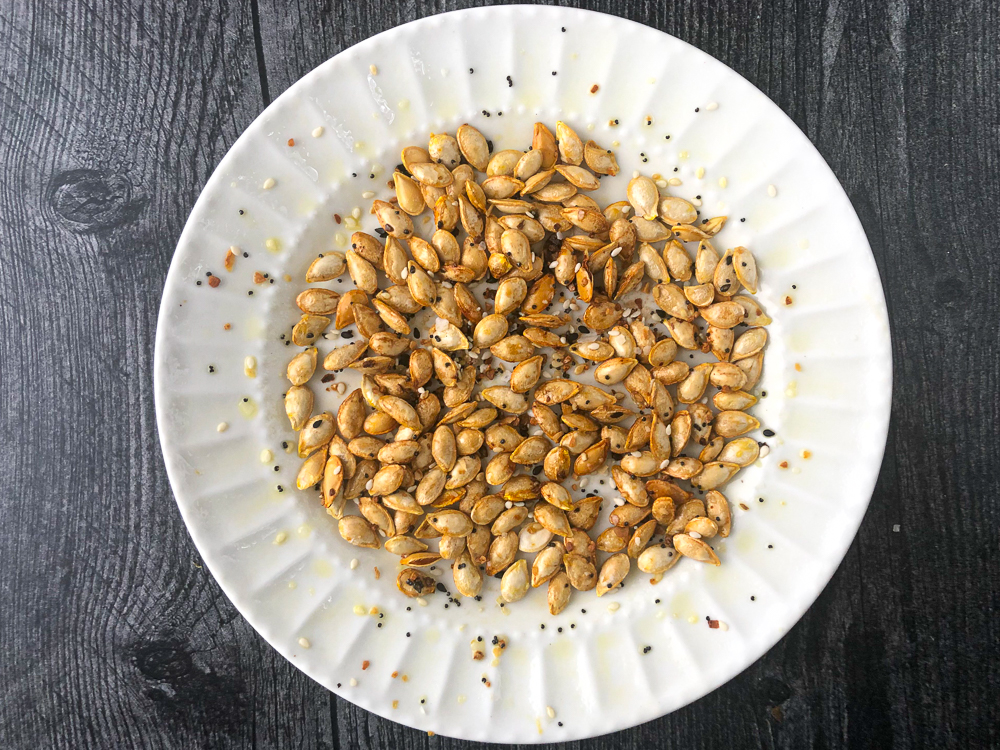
286;347;317;386
384;536;428;556
540;481;575;511
543;445;572;482
532;122;558;169
499;558;530;603
295;288;340;316
596;553;629;596
714;410;761;438
665;240;693;282
291;314;329;346
584;140;619;176
651;495;675;526
701;301;746;329
298;411;334;458
494;276;528;315
653;283;696;321
695;241;720;284
339;515;380;549
574;438;609;476
597;526;629;553
689;462;740;491
547;571;572;614
397;567;436;597
534;503;571;537
510;435;551;465
490;335;535;362
487;531;519;576
481;386;529;414
534;379;580;404
427;509;473;537
609;502;651;527
627;518;657;558
295;445;327;490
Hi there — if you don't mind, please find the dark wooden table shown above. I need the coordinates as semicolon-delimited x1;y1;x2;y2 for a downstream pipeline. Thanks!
2;0;997;747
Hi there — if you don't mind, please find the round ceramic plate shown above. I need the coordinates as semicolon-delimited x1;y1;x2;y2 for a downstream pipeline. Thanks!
154;5;891;743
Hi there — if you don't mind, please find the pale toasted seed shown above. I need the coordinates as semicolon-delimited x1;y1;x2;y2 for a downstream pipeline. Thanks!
481;386;529;414
637;543;681;574
306;251;347;282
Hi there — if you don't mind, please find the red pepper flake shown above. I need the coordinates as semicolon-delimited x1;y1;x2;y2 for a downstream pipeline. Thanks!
779;461;789;469
223;323;231;331
784;295;794;305
207;275;220;288
794;362;802;372
590;84;599;94
708;619;720;629
739;502;750;511
253;271;267;284
334;214;342;224
391;671;398;678
361;660;370;671
374;566;381;580
287;138;295;146
224;248;237;272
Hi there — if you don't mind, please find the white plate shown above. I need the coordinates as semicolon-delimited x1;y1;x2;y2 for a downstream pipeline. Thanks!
154;5;891;743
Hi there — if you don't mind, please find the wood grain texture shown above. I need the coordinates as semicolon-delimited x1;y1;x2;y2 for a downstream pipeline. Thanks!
0;0;997;748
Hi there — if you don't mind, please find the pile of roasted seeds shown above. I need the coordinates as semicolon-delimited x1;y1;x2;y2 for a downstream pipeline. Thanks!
285;121;769;613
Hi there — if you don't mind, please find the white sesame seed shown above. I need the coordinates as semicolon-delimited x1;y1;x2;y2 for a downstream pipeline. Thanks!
350;558;359;570
655;179;668;188
362;190;375;199
630;451;641;458
298;637;311;649
260;449;273;463
216;422;228;433
400;269;408;280
332;464;342;475
273;532;287;545
706;101;719;111
369;64;378;75
574;262;582;273
262;177;276;190
893;524;901;532
349;678;358;686
719;176;728;188
312;126;324;137
546;706;556;719
607;602;620;612
696;166;705;179
668;177;682;186
417;597;428;607
759;445;770;458
548;261;558;269
610;247;621;257
632;170;640;179
767;184;778;197
505;501;513;509
353;604;365;614
689;531;702;539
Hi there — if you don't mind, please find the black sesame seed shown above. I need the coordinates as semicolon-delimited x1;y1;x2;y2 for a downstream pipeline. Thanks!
751;596;756;601
239;209;245;215
763;429;775;437
312;420;322;428
643;646;652;653
208;365;215;373
247;290;253;296
469;68;474;73
768;544;773;549
196;280;202;286
506;75;513;87
740;217;746;222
